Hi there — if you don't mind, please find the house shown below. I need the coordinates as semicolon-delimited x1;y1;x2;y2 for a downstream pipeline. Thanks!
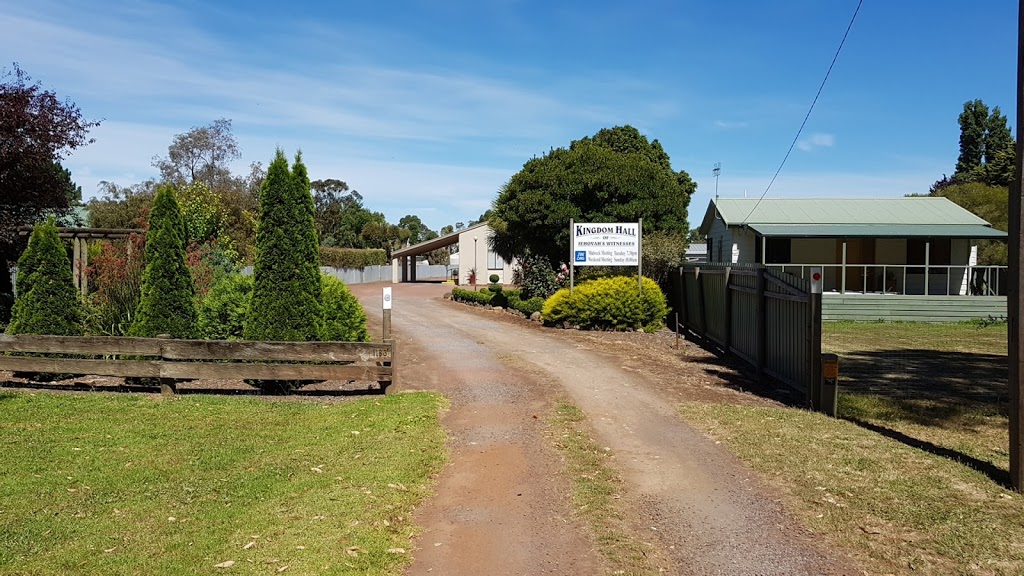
391;221;516;284
684;243;707;263
699;197;1007;295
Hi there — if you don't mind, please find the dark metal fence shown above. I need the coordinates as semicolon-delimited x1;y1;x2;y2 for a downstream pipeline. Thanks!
670;263;820;398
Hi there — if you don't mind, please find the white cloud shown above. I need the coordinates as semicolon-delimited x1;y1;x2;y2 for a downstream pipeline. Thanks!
714;120;748;129
796;133;835;152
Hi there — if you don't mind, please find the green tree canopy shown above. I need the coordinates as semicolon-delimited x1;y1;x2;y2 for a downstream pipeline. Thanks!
245;149;322;342
129;186;197;338
940;99;1016;190
932;182;1008;265
490;125;695;264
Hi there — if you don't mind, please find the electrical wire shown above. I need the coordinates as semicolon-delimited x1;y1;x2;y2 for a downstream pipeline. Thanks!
739;0;864;224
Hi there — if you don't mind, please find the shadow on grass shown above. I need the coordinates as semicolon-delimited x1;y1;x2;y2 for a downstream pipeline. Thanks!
676;331;810;406
838;348;1009;487
845;415;1012;488
837;349;1008;425
679;330;1013;486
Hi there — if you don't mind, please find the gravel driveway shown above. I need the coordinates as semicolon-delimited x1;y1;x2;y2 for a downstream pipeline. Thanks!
350;282;857;576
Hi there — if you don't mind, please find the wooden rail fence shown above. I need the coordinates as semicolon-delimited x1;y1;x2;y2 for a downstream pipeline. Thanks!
670;263;821;401
0;335;395;395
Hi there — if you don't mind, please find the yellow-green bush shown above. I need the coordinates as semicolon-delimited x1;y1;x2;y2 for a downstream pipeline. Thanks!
542;276;667;331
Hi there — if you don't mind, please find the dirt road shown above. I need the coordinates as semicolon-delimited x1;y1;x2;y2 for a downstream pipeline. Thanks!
351;282;857;576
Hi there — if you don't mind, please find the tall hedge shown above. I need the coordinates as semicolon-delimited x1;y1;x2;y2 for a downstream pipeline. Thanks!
245;150;322;341
129;185;197;338
6;217;82;335
319;246;388;268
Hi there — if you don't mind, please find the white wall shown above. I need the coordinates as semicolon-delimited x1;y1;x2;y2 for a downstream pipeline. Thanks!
733;228;756;263
456;224;516;284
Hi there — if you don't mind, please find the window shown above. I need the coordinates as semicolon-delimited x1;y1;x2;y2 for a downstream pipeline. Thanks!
765;238;791;264
907;238;950;265
487;250;504;270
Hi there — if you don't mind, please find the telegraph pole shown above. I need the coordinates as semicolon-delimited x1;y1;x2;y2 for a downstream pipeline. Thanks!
1010;0;1024;492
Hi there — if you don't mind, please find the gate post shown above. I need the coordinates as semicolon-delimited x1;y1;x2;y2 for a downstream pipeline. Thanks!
809;267;823;409
723;266;732;350
755;267;766;381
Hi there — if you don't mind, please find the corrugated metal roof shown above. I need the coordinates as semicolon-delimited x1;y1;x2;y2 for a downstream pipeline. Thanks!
749;224;1007;239
714;197;990;226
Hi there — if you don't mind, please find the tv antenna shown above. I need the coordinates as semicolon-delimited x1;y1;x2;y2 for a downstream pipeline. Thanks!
713;162;721;200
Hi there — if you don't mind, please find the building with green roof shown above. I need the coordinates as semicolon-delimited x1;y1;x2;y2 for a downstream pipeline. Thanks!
698;197;1007;296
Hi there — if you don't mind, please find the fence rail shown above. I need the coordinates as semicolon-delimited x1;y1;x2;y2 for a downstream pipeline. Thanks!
671;264;819;398
0;335;395;394
767;264;1006;296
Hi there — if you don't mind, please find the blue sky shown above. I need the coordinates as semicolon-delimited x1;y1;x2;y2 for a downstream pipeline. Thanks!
1;0;1017;232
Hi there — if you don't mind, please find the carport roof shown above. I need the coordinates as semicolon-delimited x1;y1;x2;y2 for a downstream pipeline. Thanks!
391;221;488;258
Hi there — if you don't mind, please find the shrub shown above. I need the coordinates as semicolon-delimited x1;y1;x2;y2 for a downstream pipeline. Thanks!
245;150;323;342
321;275;369;342
196;273;252;340
518;253;559;300
541;276;667;331
541;288;573;325
641;231;688;290
7;217;83;336
0;292;13;327
489;274;499;284
85;232;145;336
507;293;544;316
452;287;493;305
129;186;197;338
319;247;388;268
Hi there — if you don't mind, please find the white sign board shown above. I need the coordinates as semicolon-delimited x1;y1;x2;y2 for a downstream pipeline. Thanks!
382;287;392;310
571;222;640;266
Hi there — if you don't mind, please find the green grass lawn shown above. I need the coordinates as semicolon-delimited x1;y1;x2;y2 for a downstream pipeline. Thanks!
0;392;447;576
676;321;1019;575
824;321;1009;473
680;403;1024;576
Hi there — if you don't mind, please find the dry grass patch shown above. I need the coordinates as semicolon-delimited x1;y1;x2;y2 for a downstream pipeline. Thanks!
550;402;667;575
0;391;447;576
680;403;1024;575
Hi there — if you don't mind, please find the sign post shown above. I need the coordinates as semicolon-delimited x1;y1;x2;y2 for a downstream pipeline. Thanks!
382;287;392;341
569;218;575;293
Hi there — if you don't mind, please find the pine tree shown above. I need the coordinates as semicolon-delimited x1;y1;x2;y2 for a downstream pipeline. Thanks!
6;217;82;335
129;185;197;338
956;99;989;176
244;149;322;342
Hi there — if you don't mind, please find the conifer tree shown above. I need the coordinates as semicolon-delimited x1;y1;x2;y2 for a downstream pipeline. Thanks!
129;185;197;338
244;149;322;341
6;217;82;335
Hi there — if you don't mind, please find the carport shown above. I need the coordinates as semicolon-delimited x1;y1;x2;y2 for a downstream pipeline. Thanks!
391;226;464;283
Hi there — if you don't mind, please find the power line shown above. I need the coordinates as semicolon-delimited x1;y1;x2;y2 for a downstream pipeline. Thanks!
739;0;864;224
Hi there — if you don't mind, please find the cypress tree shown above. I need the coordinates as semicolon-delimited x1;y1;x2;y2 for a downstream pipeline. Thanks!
129;185;197;338
6;217;82;335
245;149;322;342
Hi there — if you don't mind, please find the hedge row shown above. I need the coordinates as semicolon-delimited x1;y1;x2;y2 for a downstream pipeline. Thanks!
451;287;544;317
198;272;368;342
320;247;388;268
